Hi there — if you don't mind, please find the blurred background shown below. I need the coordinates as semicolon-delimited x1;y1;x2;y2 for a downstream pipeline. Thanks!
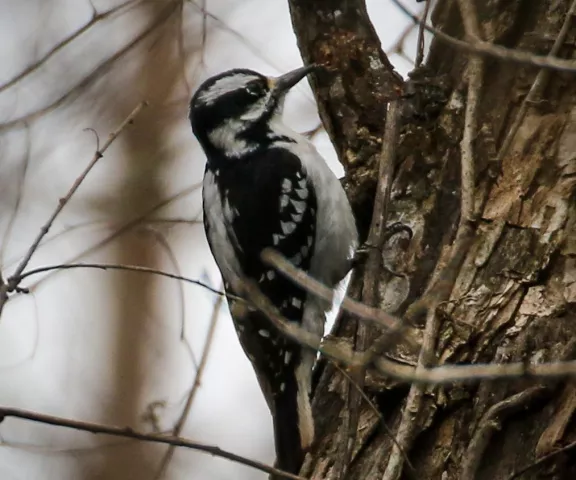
0;1;420;478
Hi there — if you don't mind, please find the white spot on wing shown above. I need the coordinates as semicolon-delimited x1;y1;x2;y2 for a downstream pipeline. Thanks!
291;253;302;265
301;245;309;257
291;297;302;309
291;212;303;222
295;187;308;199
281;221;296;235
266;270;275;280
282;179;292;193
280;382;286;392
284;351;292;365
280;194;289;209
258;329;270;338
291;199;306;213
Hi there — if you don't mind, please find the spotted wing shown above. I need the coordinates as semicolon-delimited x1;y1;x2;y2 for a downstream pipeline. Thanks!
214;147;315;368
218;146;316;308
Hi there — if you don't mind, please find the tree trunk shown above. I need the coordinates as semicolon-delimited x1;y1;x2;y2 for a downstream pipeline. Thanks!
289;0;576;479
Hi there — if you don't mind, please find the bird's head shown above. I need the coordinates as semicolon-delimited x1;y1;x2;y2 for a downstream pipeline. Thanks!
189;65;318;160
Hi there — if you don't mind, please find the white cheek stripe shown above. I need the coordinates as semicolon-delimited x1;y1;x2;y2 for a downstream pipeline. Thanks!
208;119;256;158
198;74;253;104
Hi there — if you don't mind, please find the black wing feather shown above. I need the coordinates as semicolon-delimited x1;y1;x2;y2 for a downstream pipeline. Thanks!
205;147;317;474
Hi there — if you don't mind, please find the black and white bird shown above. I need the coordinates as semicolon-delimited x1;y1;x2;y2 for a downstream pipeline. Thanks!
189;65;358;474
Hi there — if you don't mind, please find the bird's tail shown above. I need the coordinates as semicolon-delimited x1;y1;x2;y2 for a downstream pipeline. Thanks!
272;364;314;477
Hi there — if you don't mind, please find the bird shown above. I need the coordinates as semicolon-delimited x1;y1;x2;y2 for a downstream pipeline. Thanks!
189;65;358;475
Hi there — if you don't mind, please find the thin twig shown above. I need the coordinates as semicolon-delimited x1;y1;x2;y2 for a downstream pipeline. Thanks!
361;100;403;310
415;0;432;66
262;249;411;340
391;0;576;73
456;0;483;40
257;252;576;386
461;387;549;480
494;0;576;164
0;406;305;480
339;100;403;478
373;357;576;385
17;263;233;300
384;4;484;477
508;439;576;480
145;228;197;369
11;102;147;281
0;124;31;266
16;184;202;293
153;290;223;479
0;0;141;94
382;307;439;480
0;102;147;317
333;363;415;472
0;1;177;132
21;262;573;389
16;263;576;386
387;15;420;63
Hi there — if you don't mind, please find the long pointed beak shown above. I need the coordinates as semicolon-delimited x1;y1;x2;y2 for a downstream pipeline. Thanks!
269;64;320;98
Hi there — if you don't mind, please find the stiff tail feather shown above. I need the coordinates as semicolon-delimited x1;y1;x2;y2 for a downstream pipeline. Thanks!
271;371;312;477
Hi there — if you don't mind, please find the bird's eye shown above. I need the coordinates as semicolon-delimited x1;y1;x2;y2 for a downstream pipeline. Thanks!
245;82;263;97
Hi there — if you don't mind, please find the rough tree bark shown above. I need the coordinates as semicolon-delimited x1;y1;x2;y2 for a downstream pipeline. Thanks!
289;1;576;479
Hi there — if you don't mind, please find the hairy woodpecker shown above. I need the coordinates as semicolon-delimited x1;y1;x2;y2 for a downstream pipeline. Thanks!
189;65;358;474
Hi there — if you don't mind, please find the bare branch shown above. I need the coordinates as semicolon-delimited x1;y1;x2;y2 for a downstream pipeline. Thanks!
153;290;223;479
340;100;403;478
0;0;141;94
495;0;576;163
14;259;576;386
508;439;576;480
382;308;438;480
415;0;431;66
17;262;232;300
387;21;419;64
0;124;32;266
332;362;415;472
17;184;201;293
391;0;576;73
0;101;148;317
145;228;198;369
261;249;414;345
0;406;306;480
0;1;177;131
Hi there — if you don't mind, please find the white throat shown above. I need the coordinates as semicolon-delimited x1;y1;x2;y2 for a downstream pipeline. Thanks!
207;104;297;158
